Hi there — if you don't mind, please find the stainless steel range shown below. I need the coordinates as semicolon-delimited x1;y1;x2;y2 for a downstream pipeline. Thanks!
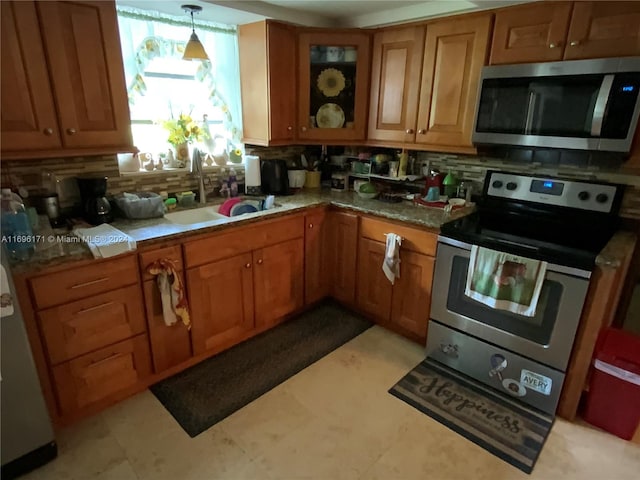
427;170;624;415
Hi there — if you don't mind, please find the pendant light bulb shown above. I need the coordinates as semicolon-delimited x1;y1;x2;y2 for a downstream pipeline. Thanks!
181;4;209;61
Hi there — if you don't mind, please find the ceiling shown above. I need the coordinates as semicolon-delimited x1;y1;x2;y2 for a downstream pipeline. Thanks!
117;0;530;28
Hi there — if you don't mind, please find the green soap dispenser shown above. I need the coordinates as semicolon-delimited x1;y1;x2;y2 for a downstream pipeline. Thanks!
443;170;458;198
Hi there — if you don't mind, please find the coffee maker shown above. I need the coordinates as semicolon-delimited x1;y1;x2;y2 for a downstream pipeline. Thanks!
76;177;112;225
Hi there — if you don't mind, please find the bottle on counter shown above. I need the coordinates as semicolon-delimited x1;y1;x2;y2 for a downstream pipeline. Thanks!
1;189;35;261
443;169;459;198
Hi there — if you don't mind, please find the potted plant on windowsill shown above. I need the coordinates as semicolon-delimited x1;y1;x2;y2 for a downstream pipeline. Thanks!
162;113;207;167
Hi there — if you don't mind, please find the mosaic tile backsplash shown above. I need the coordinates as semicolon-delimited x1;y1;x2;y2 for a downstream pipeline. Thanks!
2;146;640;219
1;154;244;209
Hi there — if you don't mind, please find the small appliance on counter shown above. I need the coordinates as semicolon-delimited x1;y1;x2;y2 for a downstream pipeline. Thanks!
261;159;291;195
244;155;262;195
76;176;112;225
40;192;64;228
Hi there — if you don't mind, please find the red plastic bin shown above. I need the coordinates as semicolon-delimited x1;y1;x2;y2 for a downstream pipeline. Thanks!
583;328;640;440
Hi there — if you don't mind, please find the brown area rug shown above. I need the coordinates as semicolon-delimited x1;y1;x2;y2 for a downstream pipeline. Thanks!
151;301;372;437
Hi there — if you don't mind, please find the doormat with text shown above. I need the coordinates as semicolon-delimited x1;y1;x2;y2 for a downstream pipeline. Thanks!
389;358;554;474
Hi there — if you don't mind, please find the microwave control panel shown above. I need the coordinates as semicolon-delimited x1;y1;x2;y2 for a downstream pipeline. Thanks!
486;172;618;213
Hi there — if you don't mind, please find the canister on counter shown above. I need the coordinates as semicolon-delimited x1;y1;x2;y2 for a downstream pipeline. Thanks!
331;172;348;192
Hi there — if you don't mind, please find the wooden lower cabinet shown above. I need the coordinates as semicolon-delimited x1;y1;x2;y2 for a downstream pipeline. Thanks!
356;217;437;343
254;238;304;327
143;279;192;373
390;250;434;342
304;209;330;304
52;334;151;415
139;245;192;374
38;284;146;365
188;252;255;355
328;211;358;306
356;237;393;321
188;236;304;354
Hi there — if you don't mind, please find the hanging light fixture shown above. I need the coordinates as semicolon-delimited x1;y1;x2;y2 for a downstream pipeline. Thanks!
182;4;209;61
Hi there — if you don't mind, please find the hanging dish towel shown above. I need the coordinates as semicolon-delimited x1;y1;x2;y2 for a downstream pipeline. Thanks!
146;259;191;329
72;224;136;258
465;246;547;317
382;233;402;284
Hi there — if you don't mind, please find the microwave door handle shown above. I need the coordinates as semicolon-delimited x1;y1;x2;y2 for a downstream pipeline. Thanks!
590;74;615;136
524;91;537;134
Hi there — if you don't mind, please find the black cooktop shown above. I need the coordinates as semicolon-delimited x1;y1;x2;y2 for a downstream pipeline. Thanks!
440;207;618;271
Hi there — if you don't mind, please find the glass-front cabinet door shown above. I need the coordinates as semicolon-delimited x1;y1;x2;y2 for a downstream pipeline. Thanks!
298;32;371;141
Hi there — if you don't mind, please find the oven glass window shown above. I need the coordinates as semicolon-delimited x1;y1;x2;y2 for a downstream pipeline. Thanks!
447;256;563;345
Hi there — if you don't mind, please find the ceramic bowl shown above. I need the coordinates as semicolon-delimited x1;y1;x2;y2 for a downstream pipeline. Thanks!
448;198;466;207
357;191;378;200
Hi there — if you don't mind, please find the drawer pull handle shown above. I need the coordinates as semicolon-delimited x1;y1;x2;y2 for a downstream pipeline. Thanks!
245;263;251;269
70;277;109;289
308;223;313;229
89;352;124;368
405;128;414;134
43;127;54;135
569;40;580;46
76;301;114;315
257;259;263;265
66;128;77;135
418;129;426;134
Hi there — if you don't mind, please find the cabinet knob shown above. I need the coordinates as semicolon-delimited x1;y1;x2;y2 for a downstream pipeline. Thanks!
569;40;581;46
245;263;251;269
406;128;414;134
287;126;293;131
66;128;77;135
308;223;313;229
549;43;557;49
301;126;307;132
43;127;54;136
418;129;426;134
257;259;263;265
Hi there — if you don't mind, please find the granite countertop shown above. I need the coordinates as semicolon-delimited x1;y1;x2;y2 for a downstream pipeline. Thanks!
13;190;472;275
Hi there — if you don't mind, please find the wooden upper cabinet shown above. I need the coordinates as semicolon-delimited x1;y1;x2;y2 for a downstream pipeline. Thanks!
564;1;640;60
368;26;425;143
298;31;371;141
1;1;60;151
490;2;572;65
239;21;296;145
491;1;640;64
416;14;492;148
1;1;133;158
36;1;131;149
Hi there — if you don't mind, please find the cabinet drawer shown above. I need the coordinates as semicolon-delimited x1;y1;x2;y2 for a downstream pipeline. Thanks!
360;216;437;256
184;214;304;268
30;255;138;309
139;245;184;281
39;285;146;365
52;334;151;415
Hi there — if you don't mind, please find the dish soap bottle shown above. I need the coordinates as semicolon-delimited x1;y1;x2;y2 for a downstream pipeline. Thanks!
1;189;35;261
443;169;458;198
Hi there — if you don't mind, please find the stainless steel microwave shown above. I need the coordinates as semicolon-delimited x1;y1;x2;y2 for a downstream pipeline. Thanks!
472;57;640;152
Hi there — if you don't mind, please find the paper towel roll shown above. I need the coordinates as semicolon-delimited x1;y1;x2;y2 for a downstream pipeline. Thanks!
244;155;261;194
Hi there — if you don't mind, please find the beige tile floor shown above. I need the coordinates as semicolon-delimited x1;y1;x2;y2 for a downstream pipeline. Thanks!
25;326;640;480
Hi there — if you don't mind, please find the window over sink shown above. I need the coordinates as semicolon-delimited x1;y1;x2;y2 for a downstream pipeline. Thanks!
116;5;244;170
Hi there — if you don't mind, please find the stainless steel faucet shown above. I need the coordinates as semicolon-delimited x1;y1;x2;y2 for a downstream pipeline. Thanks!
191;148;207;205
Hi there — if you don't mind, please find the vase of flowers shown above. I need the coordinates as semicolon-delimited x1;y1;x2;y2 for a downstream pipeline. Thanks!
162;113;207;164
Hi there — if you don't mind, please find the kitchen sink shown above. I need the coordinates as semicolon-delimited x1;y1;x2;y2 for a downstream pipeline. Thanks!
164;207;227;225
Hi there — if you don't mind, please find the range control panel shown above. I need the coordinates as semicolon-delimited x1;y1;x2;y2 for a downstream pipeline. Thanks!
486;172;620;213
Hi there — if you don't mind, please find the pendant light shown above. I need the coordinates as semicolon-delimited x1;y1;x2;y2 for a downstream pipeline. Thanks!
182;4;209;61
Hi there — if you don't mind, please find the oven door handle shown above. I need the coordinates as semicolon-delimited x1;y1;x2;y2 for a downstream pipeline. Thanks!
437;236;591;279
